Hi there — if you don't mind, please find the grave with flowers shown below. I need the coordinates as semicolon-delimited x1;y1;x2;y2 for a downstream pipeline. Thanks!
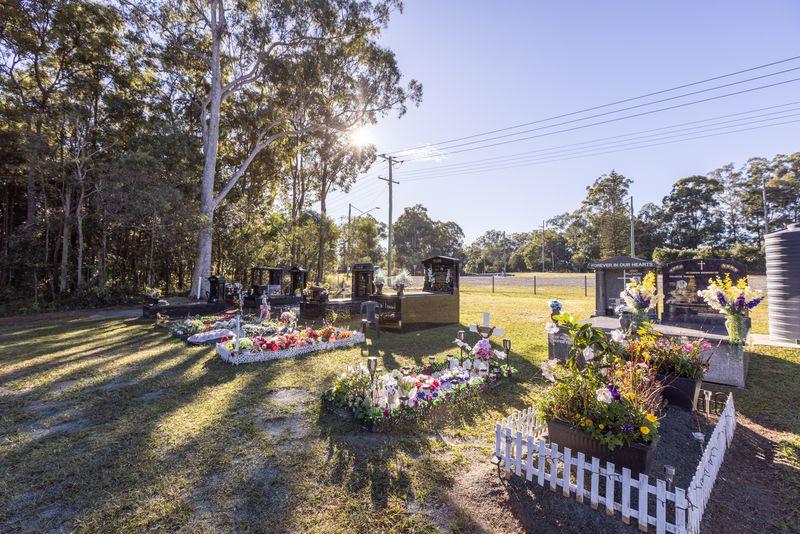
498;315;737;533
214;310;365;365
548;264;764;388
322;314;516;431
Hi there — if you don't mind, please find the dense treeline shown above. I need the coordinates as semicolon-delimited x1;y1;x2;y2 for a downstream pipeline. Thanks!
461;154;800;273
0;0;419;312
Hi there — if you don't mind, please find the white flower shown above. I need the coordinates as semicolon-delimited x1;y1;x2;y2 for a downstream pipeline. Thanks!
493;350;507;361
540;359;559;382
610;329;625;343
596;387;613;404
545;322;560;334
582;346;595;361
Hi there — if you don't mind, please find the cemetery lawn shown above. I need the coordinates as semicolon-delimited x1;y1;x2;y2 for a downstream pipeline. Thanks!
0;287;798;532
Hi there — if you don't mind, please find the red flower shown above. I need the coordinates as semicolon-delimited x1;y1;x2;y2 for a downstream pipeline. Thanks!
220;336;229;343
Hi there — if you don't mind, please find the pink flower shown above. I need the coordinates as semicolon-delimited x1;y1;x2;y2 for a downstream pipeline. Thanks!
701;341;712;350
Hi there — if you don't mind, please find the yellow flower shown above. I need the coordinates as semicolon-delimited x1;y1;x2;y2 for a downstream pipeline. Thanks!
585;419;593;426
598;423;605;430
646;413;657;423
625;392;635;400
640;426;650;435
615;370;623;378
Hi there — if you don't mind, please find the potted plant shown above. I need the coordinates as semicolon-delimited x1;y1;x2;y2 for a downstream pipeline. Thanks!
373;268;386;294
393;269;412;296
626;336;711;411
538;354;661;473
697;274;763;345
618;271;659;332
539;318;662;473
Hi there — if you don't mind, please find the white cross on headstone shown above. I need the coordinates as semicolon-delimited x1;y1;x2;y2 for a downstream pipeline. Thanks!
698;260;706;270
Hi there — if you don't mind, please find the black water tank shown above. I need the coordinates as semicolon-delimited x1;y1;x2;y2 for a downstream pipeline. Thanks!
766;223;800;344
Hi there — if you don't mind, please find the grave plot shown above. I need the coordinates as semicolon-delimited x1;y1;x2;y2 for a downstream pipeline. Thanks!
216;322;365;365
323;314;516;430
494;393;736;534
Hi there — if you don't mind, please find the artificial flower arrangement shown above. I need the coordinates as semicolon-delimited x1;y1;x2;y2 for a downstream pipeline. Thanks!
697;274;763;344
323;351;517;429
373;268;387;287
539;315;662;451
392;269;413;292
169;313;239;338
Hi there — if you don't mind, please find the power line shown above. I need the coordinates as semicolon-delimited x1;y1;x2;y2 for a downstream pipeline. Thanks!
396;104;800;177
401;117;800;183
386;54;800;155
400;75;800;160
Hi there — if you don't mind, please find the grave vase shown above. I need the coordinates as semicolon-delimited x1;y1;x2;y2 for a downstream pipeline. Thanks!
619;311;633;331
725;313;749;345
631;309;649;331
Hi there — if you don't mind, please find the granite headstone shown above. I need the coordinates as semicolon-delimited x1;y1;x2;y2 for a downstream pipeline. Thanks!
662;258;747;325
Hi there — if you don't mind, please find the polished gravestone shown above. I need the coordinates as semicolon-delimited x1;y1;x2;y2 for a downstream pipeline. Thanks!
589;256;658;317
662;258;746;326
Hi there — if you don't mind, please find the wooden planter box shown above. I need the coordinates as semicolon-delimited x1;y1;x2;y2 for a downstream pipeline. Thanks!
547;419;657;474
655;373;701;412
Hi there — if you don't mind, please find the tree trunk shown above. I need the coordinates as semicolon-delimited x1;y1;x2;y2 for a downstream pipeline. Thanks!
148;217;156;287
25;117;42;231
99;226;107;288
317;176;328;283
59;184;72;293
191;2;223;299
75;177;85;289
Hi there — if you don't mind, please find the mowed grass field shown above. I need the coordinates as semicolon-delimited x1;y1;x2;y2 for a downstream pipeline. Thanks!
0;286;798;532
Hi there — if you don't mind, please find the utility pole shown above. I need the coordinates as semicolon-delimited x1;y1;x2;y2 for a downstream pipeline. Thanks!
541;220;546;272
378;154;401;277
630;196;635;258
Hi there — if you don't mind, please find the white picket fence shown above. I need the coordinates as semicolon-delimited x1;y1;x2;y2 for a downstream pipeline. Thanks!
494;394;736;533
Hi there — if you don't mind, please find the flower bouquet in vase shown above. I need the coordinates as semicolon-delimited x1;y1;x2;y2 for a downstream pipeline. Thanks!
697;274;763;345
619;272;659;333
393;269;412;296
373;268;386;294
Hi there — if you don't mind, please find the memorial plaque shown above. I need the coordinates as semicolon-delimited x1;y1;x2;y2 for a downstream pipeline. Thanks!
662;258;746;325
588;256;658;317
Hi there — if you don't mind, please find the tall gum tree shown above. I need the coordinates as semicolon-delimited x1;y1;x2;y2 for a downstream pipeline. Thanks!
122;0;420;297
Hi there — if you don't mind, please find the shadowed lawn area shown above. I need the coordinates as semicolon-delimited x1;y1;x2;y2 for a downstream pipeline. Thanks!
0;286;797;532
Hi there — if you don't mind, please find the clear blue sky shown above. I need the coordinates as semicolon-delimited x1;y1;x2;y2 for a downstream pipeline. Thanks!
324;0;800;244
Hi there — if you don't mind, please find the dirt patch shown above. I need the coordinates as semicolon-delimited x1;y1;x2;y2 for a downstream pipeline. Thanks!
264;388;315;406
700;415;792;532
447;454;635;533
258;414;311;442
135;390;164;403
26;419;90;440
648;407;714;488
48;379;80;395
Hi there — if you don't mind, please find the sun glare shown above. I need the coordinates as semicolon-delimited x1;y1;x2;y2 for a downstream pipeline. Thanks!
349;126;373;147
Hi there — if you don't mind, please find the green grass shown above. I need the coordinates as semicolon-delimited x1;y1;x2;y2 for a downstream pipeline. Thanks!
0;286;797;532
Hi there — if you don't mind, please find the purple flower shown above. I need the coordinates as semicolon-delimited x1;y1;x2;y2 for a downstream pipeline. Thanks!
747;297;764;309
607;385;620;400
716;291;727;306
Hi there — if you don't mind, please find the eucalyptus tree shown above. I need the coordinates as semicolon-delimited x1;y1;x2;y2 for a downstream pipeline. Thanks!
122;0;420;297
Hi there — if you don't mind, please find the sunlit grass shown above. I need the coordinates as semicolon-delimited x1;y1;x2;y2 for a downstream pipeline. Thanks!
0;286;796;531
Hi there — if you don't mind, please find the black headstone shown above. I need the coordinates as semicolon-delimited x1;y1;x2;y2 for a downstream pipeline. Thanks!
662;259;747;325
351;263;374;300
207;275;225;304
422;256;460;293
588;256;658;317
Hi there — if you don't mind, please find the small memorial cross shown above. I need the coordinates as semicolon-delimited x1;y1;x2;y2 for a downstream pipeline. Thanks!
469;312;505;339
